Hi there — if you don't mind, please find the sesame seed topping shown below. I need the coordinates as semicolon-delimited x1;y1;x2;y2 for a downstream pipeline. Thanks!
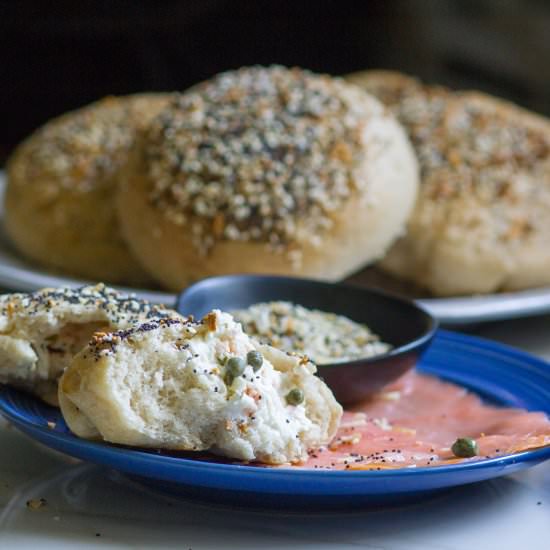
361;76;550;245
145;65;376;260
0;283;170;323
88;316;192;359
10;95;169;194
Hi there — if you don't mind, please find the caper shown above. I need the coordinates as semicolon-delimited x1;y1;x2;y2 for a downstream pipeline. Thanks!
247;350;263;371
226;356;246;378
285;388;304;406
451;437;479;458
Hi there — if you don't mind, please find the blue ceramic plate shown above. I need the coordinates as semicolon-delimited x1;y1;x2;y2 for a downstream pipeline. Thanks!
1;330;549;510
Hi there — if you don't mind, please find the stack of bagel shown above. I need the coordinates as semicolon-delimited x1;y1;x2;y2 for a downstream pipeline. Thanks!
5;66;550;296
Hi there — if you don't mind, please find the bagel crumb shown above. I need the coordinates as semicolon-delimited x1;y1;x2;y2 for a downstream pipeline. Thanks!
26;498;47;510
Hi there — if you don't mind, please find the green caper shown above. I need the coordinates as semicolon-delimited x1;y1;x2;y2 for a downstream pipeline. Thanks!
226;356;246;378
451;437;479;458
286;388;304;406
247;350;263;371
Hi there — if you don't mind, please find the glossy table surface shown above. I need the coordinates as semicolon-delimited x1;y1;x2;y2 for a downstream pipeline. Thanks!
1;314;549;549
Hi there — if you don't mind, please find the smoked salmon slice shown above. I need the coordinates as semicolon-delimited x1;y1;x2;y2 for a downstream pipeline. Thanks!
299;371;550;470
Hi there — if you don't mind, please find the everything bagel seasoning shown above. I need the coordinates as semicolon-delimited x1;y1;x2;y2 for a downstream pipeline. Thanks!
145;66;382;262
232;301;390;364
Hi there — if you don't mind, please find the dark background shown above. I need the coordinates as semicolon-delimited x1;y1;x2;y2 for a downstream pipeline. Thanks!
1;0;549;164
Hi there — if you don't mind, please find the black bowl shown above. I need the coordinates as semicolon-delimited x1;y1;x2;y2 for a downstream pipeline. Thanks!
176;275;438;405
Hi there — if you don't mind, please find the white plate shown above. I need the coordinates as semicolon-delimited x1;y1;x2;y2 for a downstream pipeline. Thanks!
1;172;550;323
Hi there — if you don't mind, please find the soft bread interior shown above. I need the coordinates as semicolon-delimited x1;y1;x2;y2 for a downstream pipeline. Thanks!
59;312;342;464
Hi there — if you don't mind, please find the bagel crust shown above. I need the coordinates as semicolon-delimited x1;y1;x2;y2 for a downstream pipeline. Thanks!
5;94;171;285
0;284;173;405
